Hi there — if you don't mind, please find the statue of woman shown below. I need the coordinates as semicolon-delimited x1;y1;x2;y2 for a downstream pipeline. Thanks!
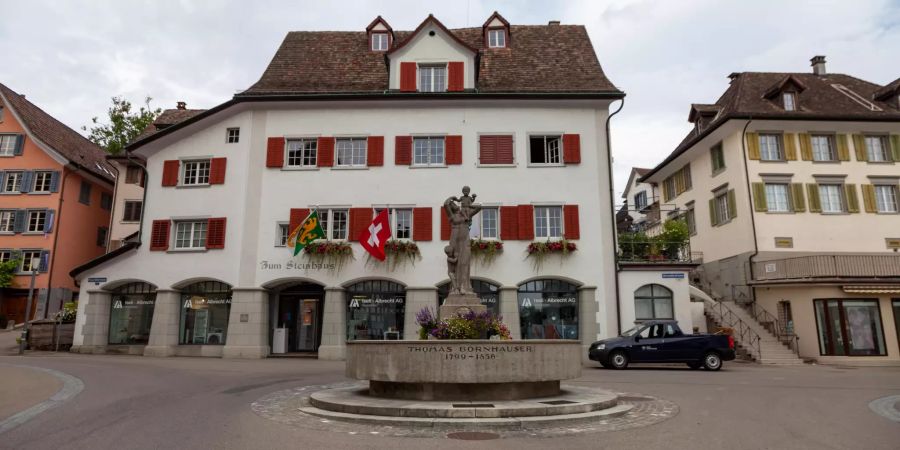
444;186;481;295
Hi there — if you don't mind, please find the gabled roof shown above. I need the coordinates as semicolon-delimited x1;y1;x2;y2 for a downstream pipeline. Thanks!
874;77;900;101
622;167;652;198
387;14;479;56
482;11;510;28
0;82;114;182
687;104;721;123
366;15;392;33
134;108;207;141
762;74;807;99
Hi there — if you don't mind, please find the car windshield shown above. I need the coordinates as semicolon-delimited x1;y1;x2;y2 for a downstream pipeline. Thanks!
621;326;640;337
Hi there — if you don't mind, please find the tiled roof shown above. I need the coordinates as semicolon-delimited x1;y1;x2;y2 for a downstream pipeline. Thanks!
135;108;206;141
874;77;900;101
0;83;114;182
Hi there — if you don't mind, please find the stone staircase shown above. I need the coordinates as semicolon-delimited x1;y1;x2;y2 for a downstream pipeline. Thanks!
705;300;804;365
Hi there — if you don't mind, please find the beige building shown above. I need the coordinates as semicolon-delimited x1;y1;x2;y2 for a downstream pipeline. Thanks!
641;56;900;365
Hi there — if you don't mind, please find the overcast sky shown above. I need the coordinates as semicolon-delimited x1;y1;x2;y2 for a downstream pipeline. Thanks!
1;0;897;199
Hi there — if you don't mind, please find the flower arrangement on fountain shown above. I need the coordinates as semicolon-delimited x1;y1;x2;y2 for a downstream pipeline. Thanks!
303;241;354;271
415;307;511;340
470;239;503;264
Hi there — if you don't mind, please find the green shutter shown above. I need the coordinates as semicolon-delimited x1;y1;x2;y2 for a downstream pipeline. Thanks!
746;132;760;160
727;189;737;220
752;182;768;212
861;184;877;213
791;183;806;212
836;134;850;161
845;184;859;213
784;133;798;160
890;135;900;162
807;184;822;213
799;133;813;161
709;198;718;226
852;134;867;162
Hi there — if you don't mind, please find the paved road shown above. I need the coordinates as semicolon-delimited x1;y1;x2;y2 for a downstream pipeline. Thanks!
0;354;897;450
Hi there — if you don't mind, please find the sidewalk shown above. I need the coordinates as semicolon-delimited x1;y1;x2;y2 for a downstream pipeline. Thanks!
0;365;62;421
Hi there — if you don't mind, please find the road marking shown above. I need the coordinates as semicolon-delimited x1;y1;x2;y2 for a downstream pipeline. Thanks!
0;364;84;435
868;395;900;422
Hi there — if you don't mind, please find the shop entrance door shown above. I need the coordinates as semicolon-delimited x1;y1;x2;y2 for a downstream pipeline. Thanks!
277;293;323;353
297;299;320;351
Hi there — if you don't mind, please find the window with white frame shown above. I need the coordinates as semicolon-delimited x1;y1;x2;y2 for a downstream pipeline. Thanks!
488;29;506;48
811;135;836;161
122;200;142;222
226;128;240;144
32;171;52;192
335;138;367;167
174;220;208;249
413;137;445;166
783;92;796;111
529;135;562;165
865;135;891;162
371;33;388;51
818;184;844;213
634;191;648;211
0;250;11;263
685;204;696;235
0;210;14;232
759;133;783;161
27;210;46;233
373;208;412;240
182;160;211;185
20;250;41;272
874;185;898;213
276;223;289;247
418;65;446;93
317;209;349;240
469;207;499;240
0;135;16;156
765;183;791;212
534;206;563;239
3;171;22;192
714;190;731;224
286;139;317;167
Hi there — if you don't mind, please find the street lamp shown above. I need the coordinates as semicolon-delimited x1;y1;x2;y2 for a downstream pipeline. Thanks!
18;256;39;355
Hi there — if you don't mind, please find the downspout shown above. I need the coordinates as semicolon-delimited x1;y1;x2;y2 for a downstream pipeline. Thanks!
605;98;625;334
739;118;760;302
44;167;71;318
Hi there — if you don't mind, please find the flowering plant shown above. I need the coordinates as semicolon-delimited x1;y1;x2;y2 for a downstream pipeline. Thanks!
415;307;511;340
303;241;354;271
55;301;78;323
525;239;577;270
470;239;503;265
367;240;421;271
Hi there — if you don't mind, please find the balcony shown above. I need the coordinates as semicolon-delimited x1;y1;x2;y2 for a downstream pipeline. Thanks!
617;240;699;264
751;254;900;283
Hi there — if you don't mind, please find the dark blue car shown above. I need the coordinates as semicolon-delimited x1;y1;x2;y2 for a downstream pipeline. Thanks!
588;320;736;370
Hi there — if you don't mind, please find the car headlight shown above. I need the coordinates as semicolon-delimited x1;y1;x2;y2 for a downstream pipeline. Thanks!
598;343;606;350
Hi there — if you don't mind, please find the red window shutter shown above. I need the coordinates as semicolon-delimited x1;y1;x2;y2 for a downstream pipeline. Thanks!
563;134;581;164
206;217;227;249
349;207;372;241
289;208;310;235
517;205;534;240
500;206;519;241
209;157;227;184
440;207;451;240
149;220;170;251
317;137;335;167
161;160;179;186
412;207;433;241
266;137;285;168
563;205;580;239
367;136;384;166
395;136;412;165
497;135;514;164
479;135;497;164
448;61;464;92
400;62;417;92
445;135;463;165
480;135;514;164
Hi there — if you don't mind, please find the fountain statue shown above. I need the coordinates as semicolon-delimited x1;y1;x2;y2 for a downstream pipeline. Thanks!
439;186;487;318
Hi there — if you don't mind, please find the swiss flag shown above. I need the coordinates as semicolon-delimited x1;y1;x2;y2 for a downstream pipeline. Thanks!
359;209;392;261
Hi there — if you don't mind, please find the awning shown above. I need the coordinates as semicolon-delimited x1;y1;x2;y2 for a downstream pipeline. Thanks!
842;285;900;294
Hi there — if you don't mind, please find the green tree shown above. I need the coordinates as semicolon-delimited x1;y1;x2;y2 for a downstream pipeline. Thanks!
83;96;161;155
0;258;19;288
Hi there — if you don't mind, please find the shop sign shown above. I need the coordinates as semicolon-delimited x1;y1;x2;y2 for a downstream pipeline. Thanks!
183;297;232;308
661;273;685;279
259;260;336;271
113;298;154;309
519;297;576;307
349;297;405;308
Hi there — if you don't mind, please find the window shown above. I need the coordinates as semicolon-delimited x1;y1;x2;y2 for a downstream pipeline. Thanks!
413;137;445;166
182;160;211;185
529;135;561;165
20;250;42;272
418;65;446;93
79;180;91;204
438;280;500;316
518;279;579;340
394;209;412;240
27;210;46;233
122;201;142;222
125;165;143;185
469;207;499;240
865;135;891;162
818;184;844;213
783;92;796;111
759;133;784;161
97;227;108;247
32;171;52;192
535;206;563;239
346;280;406;341
108;282;156;345
0;210;13;232
488;29;506;48
317;209;349;240
711;143;725;173
276;223;289;247
811;135;836;161
814;299;886;356
3;171;22;192
174;221;208;249
286;139;317;168
371;33;389;51
663;177;676;202
634;191;648;211
714;190;731;224
101;192;113;211
634;284;674;320
335;138;366;167
0;135;16;156
226;128;240;144
180;281;232;345
685;204;696;235
874;185;898;213
0;250;11;263
765;183;791;212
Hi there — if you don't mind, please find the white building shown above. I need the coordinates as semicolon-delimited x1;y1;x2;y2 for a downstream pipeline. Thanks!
70;13;625;361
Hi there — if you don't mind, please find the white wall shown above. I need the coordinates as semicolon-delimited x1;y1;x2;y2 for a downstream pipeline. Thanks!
617;269;695;333
107;159;144;247
388;23;476;90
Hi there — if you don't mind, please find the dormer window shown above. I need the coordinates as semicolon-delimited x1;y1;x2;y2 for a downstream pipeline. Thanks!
488;29;506;48
419;64;447;93
783;92;796;111
371;33;389;51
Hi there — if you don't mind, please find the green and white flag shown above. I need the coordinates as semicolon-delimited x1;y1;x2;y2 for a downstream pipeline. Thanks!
287;210;326;256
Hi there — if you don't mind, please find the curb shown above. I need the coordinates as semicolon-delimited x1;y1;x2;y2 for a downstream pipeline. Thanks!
0;364;85;435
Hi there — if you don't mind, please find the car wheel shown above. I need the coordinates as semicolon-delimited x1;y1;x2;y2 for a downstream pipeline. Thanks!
687;361;702;370
608;351;629;370
702;352;722;371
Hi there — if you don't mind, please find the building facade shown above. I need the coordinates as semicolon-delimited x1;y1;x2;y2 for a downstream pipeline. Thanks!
70;14;624;361
0;83;114;324
642;57;900;365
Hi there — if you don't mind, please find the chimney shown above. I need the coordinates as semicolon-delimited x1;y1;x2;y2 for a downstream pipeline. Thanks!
810;55;826;76
176;101;187;110
728;72;741;83
548;20;560;26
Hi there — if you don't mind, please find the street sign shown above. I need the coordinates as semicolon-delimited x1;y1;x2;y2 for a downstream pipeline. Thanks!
87;277;107;285
661;273;685;279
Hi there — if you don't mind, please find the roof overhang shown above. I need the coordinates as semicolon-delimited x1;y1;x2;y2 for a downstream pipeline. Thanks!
70;241;140;280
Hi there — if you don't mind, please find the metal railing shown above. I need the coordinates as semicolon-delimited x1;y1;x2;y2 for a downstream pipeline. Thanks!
753;254;900;281
618;241;694;263
740;302;799;355
704;299;762;361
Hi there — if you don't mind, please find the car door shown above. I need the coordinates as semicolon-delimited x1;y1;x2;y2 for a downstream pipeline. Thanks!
632;323;666;362
659;323;693;361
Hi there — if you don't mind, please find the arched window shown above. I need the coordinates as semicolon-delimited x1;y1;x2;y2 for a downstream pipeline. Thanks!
437;279;500;316
634;284;674;320
346;280;406;341
109;282;156;345
517;279;579;340
180;281;232;345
